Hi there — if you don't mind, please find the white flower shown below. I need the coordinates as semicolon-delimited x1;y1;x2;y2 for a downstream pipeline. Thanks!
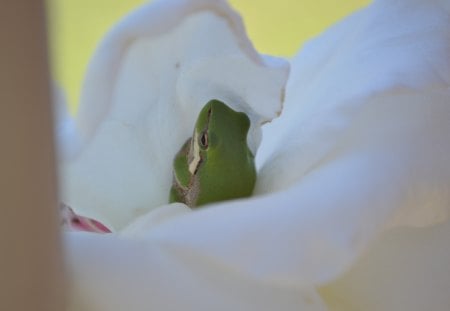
62;0;450;310
60;0;289;230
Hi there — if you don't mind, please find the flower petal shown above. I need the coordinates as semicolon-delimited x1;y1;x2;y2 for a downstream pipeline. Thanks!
120;203;191;238
320;220;450;311
65;232;327;311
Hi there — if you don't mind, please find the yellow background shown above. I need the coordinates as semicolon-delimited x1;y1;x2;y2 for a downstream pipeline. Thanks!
46;0;370;111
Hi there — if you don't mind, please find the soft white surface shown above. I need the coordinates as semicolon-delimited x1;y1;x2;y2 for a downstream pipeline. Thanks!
63;0;450;310
320;220;450;311
60;0;288;230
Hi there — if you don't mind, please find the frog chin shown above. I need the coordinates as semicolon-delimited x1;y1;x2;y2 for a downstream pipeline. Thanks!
185;177;201;208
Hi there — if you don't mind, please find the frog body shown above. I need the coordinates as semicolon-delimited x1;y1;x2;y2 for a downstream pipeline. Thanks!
169;99;256;207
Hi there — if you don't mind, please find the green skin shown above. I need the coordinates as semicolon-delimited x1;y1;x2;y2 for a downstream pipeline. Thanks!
169;99;256;208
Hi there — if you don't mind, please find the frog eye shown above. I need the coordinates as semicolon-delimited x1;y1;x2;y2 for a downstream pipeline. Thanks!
199;131;208;149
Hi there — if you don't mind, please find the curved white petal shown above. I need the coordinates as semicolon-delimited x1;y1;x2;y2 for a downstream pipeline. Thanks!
65;232;327;311
60;0;288;230
119;203;191;238
254;0;450;309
